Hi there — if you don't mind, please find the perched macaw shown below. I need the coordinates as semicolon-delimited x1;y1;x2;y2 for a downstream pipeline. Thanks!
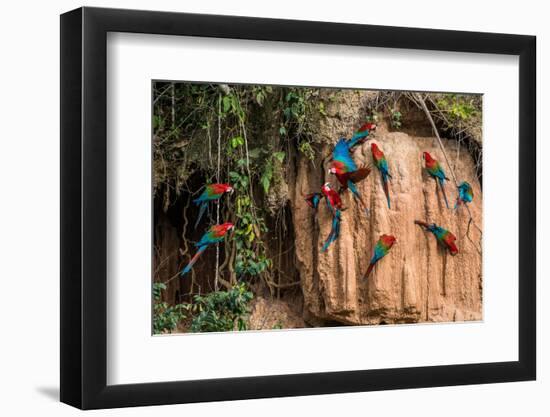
371;143;392;209
304;192;322;209
321;182;344;213
193;183;233;228
455;181;473;209
346;122;376;152
414;220;458;256
320;183;343;252
364;234;397;278
422;152;450;209
180;222;234;276
329;139;370;212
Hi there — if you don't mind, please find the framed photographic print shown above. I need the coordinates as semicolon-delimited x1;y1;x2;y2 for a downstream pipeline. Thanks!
60;6;536;410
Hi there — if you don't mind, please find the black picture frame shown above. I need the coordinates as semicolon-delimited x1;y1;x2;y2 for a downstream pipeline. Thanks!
60;6;536;410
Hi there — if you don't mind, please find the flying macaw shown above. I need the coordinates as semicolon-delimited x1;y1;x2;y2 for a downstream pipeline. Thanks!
371;143;392;209
304;192;322;209
193;183;233;228
329;138;370;212
320;182;343;252
422;152;450;209
364;234;397;278
346;122;377;152
414;220;458;256
180;222;234;276
455;181;473;209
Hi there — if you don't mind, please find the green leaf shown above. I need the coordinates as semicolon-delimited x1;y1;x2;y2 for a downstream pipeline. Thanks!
222;96;231;113
261;162;273;194
248;148;261;159
256;92;264;106
318;101;327;116
273;152;285;163
231;136;244;148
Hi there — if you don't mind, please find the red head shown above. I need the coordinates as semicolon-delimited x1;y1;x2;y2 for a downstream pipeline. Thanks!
380;234;397;248
329;161;345;175
371;143;383;157
220;183;234;193
365;122;377;131
210;222;235;238
422;152;434;163
219;222;235;232
321;182;332;193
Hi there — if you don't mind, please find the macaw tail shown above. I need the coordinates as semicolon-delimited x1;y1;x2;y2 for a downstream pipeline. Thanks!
180;246;207;276
364;262;375;279
414;220;430;229
194;203;208;229
347;181;369;216
438;179;450;209
381;173;391;209
447;241;459;256
454;196;461;210
321;209;341;252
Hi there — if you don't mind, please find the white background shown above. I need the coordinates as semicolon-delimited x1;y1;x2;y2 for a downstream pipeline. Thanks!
108;33;518;384
0;0;545;415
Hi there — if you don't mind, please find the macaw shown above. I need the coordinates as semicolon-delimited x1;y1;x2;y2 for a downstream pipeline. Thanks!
371;143;392;209
422;152;450;209
455;181;473;209
346;122;377;152
180;222;234;276
320;182;343;252
364;234;397;278
321;182;344;213
193;183;233;228
304;192;322;209
414;220;458;256
329;138;370;212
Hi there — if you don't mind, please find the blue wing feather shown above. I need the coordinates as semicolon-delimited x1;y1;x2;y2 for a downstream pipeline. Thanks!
333;139;357;172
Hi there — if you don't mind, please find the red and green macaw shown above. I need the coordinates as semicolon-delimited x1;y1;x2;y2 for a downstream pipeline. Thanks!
371;143;392;209
455;181;473;209
422;152;450;209
321;182;344;213
320;182;343;252
329;138;370;212
193;183;233;228
304;192;322;209
346;122;376;152
414;220;458;256
180;222;234;276
364;234;397;278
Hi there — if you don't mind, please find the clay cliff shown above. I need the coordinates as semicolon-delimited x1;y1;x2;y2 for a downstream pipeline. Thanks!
289;92;482;325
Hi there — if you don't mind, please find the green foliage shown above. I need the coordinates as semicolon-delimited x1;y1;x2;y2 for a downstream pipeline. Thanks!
152;283;189;334
153;82;319;289
436;94;479;122
283;91;307;124
298;141;315;161
261;161;273;194
318;101;327;117
190;282;253;332
281;88;317;160
252;85;273;107
366;112;380;123
390;110;402;129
